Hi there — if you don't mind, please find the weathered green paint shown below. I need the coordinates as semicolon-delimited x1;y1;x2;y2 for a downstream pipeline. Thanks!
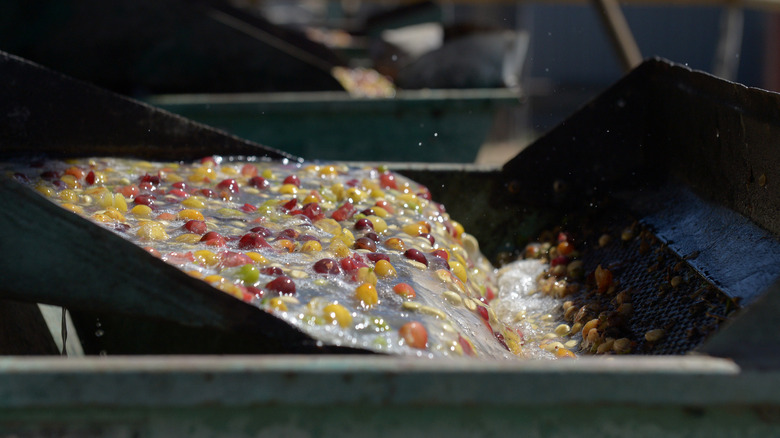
0;356;779;437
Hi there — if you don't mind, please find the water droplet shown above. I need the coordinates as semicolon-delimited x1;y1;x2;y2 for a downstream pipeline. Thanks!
95;329;104;337
391;54;398;61
433;132;438;137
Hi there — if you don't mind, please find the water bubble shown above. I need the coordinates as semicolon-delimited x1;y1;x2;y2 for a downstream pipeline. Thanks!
391;55;398;61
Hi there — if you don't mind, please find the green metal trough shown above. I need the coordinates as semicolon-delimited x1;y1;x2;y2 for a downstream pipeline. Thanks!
147;88;521;163
1;51;780;436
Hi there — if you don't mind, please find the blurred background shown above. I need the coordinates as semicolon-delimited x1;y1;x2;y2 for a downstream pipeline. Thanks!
0;0;775;164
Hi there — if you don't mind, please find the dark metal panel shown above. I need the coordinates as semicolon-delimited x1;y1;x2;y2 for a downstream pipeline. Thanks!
0;51;297;162
0;169;368;355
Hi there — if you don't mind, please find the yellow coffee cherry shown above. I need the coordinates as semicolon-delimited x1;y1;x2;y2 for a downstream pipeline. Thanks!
374;259;397;278
451;220;465;238
113;194;128;212
403;223;427;236
246;252;269;265
398;193;417;205
450;245;468;266
301;240;322;253
91;171;107;185
331;228;355;248
60;174;80;189
370;188;385;198
194;250;220;267
178;209;204;221
384;237;406;251
367;215;387;233
136;222;168;241
185;270;203;279
130;204;153;218
269;297;288;312
323;303;352;328
355;283;378;307
319;165;338;177
303;193;319;204
182;197;206;209
315;218;341;235
280;184;298;195
275;239;296;253
331;183;345;201
203;274;225;284
329;239;352;258
165;172;183;183
59;189;79;203
189;166;215;182
371;206;389;218
98;191;115;209
135;160;155;169
175;233;202;244
449;260;468;283
345;187;365;202
362;179;381;191
104;207;125;222
35;184;55;197
85;186;108;197
356;267;378;286
217;282;244;300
